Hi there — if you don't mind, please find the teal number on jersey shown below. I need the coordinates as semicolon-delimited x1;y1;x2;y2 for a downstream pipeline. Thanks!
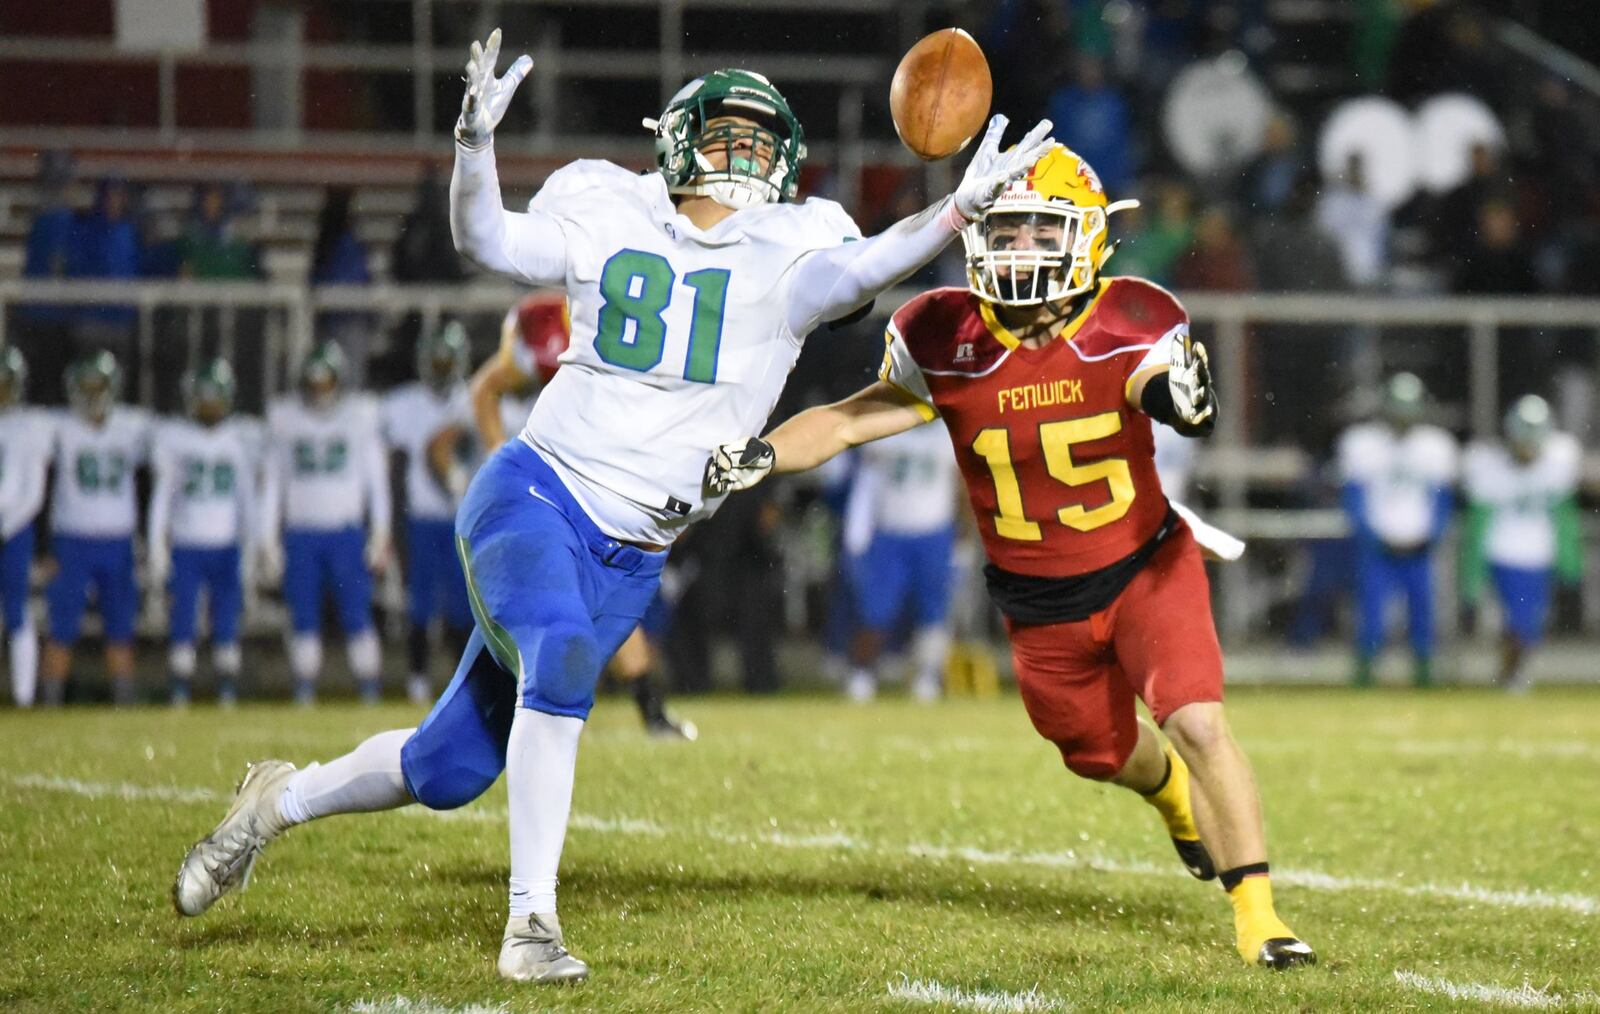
182;458;237;497
594;250;730;384
682;268;730;383
75;451;127;493
293;439;348;476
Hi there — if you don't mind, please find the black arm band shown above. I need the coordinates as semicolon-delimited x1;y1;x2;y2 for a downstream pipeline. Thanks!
1140;374;1216;437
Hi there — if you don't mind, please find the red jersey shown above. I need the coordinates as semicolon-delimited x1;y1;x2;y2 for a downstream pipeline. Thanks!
880;277;1188;579
499;292;571;384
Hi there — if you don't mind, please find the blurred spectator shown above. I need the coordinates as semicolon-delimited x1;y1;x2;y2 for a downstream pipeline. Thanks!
17;152;77;402
1387;0;1506;108
65;177;144;356
1351;0;1404;88
1112;179;1193;285
1046;54;1133;194
1173;205;1254;291
310;187;370;286
177;183;260;280
1315;154;1390;289
981;0;1069;129
1250;172;1347;292
311;187;375;384
1422;141;1508;275
1237;111;1301;216
1454;199;1537;295
392;166;467;285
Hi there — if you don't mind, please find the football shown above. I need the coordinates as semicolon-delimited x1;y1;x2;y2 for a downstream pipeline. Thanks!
889;28;993;161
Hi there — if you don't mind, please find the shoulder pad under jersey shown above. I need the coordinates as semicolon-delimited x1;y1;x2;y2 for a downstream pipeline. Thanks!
1071;277;1190;360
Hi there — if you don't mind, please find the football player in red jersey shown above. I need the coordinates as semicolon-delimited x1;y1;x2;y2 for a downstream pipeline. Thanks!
706;146;1314;969
446;292;697;740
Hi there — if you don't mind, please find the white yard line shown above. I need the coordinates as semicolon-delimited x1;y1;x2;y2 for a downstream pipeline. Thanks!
8;772;1598;917
348;997;510;1014
1392;970;1600;1009
887;977;1064;1012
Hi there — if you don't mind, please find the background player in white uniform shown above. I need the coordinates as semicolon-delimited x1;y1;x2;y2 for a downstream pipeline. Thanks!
0;348;51;707
839;421;961;702
1461;395;1582;691
175;30;1053;984
42;351;151;706
148;359;257;707
260;342;391;705
381;323;474;704
1337;372;1458;687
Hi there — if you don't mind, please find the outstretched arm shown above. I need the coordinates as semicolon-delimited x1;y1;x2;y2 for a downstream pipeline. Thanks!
1125;329;1216;437
705;381;929;494
449;30;568;284
785;115;1055;337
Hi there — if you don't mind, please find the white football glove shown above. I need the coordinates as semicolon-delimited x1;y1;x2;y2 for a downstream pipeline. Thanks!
704;438;776;496
952;114;1057;222
455;28;533;150
1167;332;1215;427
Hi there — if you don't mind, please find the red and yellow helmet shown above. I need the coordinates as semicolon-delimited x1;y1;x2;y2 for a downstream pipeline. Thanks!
961;144;1138;306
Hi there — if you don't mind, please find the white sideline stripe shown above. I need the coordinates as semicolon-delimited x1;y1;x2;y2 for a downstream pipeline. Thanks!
9;773;1599;918
887;977;1063;1012
1392;970;1600;1009
348;997;509;1014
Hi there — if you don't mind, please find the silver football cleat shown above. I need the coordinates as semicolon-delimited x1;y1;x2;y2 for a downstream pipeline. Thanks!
172;760;297;917
498;912;590;983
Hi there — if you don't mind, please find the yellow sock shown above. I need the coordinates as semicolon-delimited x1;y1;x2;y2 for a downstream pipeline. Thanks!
1227;874;1297;964
1141;742;1200;842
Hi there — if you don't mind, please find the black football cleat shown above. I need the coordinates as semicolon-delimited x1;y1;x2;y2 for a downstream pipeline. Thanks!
1172;835;1217;881
1256;937;1317;970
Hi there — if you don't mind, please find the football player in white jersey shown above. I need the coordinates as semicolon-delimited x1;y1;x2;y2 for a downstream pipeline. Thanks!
1461;395;1582;691
259;342;391;705
1337;373;1458;687
149;359;256;707
380;323;475;705
0;348;51;707
41;351;151;706
839;422;962;702
175;29;1053;983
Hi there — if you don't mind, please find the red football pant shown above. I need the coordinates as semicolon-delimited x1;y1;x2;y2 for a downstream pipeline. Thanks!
1004;523;1225;781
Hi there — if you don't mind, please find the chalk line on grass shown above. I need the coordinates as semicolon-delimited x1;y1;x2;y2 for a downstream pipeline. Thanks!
1393;970;1600;1009
888;976;1063;1012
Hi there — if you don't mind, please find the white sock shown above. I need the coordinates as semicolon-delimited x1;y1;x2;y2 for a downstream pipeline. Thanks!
9;621;37;707
289;633;323;683
277;727;415;826
506;707;584;917
347;630;381;682
213;642;242;678
169;643;197;681
912;626;952;687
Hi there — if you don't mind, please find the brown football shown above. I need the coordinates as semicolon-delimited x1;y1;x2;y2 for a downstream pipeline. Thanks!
890;28;993;161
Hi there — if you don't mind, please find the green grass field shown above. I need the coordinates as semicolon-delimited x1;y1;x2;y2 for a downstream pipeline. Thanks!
3;688;1599;1012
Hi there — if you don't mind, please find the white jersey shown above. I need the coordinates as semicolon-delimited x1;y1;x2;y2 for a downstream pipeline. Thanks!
843;422;959;553
517;160;861;544
0;408;55;539
149;417;258;549
263;394;390;534
382;382;471;523
1463;433;1580;569
1153;425;1197;501
1338;421;1458;545
49;407;151;539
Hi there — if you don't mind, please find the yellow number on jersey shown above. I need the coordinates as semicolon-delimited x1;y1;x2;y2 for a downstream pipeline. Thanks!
971;411;1136;541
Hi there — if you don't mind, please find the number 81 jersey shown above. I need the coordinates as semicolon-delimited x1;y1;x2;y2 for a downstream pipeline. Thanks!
880;279;1186;579
519;160;860;545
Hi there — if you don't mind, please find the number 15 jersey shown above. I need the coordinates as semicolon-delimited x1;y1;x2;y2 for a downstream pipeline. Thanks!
517;160;860;546
880;278;1187;579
